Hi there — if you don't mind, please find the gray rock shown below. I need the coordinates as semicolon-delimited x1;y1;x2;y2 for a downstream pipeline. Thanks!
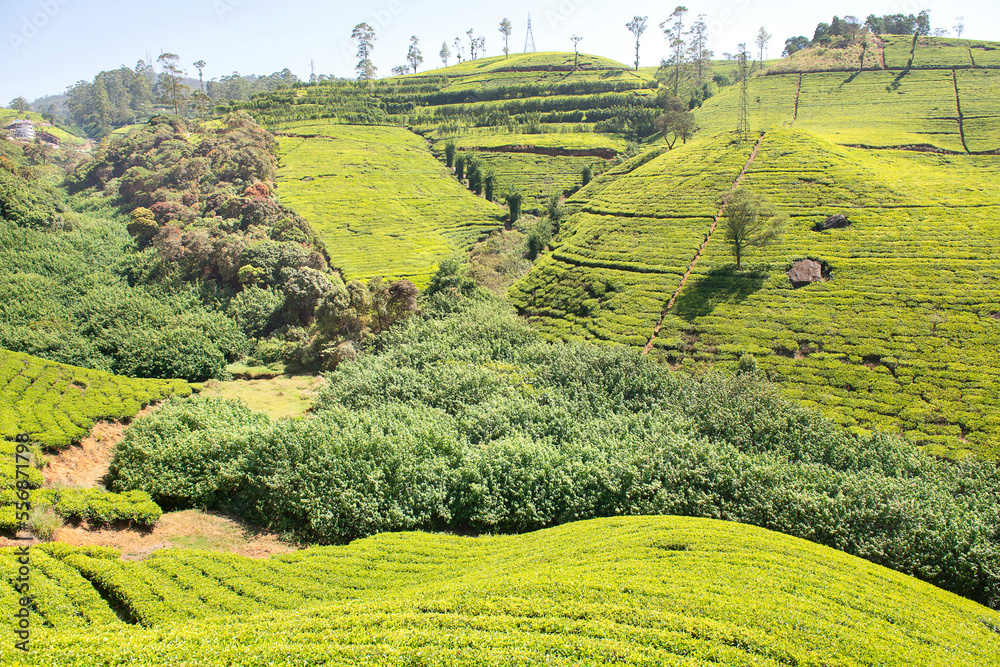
788;259;826;287
821;213;850;230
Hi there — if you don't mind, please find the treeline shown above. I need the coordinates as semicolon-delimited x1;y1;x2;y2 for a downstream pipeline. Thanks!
785;12;932;55
110;294;1000;611
50;60;302;137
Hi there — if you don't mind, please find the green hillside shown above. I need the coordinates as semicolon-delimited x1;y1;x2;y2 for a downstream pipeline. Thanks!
508;39;1000;457
275;122;502;285
229;51;659;218
512;128;1000;458
3;516;998;665
0;349;191;450
0;109;86;147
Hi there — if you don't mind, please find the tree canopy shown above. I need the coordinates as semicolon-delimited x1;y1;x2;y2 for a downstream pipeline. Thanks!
721;187;786;270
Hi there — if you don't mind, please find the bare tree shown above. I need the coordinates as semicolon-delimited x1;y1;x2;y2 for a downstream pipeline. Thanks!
660;6;688;96
570;35;583;69
755;27;772;71
467;29;476;60
407;36;423;74
439;41;451;67
499;18;512;58
953;17;965;38
626;16;648;71
453;38;463;63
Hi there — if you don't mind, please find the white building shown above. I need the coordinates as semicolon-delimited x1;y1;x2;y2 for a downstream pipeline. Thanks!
4;120;35;141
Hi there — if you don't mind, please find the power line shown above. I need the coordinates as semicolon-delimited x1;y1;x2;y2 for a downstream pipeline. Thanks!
737;44;751;144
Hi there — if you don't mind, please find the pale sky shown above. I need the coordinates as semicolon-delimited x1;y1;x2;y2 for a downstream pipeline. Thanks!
2;0;997;104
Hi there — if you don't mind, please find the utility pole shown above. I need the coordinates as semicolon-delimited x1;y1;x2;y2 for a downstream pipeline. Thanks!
737;44;751;144
524;13;536;53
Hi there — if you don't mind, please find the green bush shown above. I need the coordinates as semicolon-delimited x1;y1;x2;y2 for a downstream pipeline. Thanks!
227;286;284;338
109;396;272;509
107;299;1000;610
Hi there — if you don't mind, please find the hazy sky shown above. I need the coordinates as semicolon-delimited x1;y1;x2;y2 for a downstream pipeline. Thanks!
2;0;997;104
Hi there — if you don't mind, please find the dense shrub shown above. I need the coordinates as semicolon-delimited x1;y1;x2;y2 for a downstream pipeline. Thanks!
109;397;272;509
227;286;285;338
108;298;1000;610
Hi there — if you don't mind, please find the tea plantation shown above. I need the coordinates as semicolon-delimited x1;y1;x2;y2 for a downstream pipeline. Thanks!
0;349;191;531
275;123;502;285
2;516;998;665
509;39;1000;457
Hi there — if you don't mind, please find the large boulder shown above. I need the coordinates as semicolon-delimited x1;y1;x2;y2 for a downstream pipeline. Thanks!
787;259;828;287
814;213;850;231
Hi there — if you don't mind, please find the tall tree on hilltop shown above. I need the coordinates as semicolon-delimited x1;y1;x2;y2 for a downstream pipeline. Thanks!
453;37;463;63
156;53;189;114
193;60;207;92
352;23;377;82
407;36;423;74
8;96;29;113
626;16;648;71
688;14;712;81
953;17;965;38
755;27;771;71
439;41;451;67
660;6;688;96
467;29;476;60
499;18;512;59
570;35;583;69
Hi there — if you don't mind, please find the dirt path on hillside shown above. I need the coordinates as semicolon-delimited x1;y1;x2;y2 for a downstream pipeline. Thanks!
43;404;160;489
0;510;298;559
27;396;301;560
952;69;971;154
793;74;803;122
642;133;767;356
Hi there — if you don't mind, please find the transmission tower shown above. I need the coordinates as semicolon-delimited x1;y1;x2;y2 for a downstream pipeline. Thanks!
310;59;316;83
524;14;536;53
737;46;751;144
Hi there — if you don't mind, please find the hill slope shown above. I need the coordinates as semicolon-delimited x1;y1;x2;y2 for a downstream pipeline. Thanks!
275;123;502;284
3;516;999;665
511;124;1000;457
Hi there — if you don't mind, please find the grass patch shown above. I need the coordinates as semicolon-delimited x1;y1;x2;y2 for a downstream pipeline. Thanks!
198;374;325;419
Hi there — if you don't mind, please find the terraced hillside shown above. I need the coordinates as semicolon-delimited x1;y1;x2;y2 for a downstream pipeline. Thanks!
3;516;998;665
511;38;1000;457
275;122;502;284
232;52;660;221
431;132;620;210
513;128;1000;458
696;37;1000;152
